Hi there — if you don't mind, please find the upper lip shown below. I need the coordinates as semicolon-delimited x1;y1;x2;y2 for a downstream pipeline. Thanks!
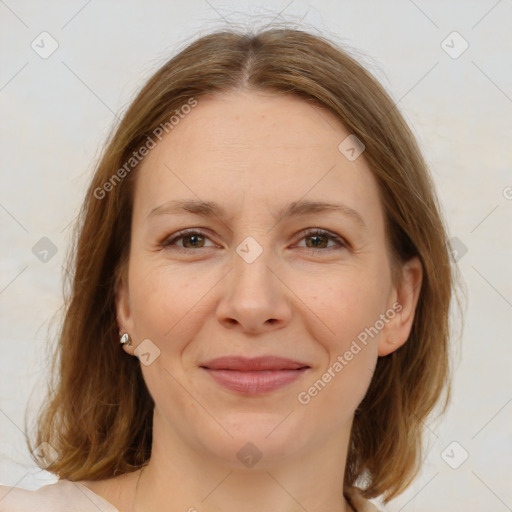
200;356;310;371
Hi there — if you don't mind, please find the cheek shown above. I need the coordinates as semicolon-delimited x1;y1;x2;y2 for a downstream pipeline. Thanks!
127;261;208;415
296;268;387;407
303;267;391;350
296;272;383;415
299;346;377;431
128;258;212;341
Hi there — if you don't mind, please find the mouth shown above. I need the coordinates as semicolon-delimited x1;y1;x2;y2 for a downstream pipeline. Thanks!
199;356;311;395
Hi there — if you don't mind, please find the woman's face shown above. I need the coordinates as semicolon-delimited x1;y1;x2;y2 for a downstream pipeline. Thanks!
117;90;420;468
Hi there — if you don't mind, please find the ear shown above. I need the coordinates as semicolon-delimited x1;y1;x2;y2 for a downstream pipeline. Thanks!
378;256;423;357
115;265;136;356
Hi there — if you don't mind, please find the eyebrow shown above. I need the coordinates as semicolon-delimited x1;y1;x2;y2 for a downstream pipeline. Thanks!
146;199;365;227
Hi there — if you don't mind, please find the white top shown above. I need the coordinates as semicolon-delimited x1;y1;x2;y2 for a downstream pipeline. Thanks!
0;480;119;512
0;479;380;512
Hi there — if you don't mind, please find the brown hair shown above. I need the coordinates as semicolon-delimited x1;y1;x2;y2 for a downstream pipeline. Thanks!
27;25;455;503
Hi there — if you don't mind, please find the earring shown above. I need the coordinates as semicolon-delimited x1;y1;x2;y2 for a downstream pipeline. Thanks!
120;332;132;346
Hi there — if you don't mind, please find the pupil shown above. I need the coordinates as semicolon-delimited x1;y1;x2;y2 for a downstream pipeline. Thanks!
186;235;202;248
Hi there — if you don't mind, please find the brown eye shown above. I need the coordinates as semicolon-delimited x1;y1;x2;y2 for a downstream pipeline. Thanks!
297;229;347;251
180;233;205;248
305;233;330;249
162;230;214;250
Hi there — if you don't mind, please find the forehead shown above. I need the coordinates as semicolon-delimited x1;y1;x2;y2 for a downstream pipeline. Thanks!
133;90;384;230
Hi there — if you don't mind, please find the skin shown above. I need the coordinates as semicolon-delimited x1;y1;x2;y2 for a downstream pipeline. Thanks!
80;90;422;512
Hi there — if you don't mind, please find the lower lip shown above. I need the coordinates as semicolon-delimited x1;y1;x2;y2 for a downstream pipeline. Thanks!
202;368;309;394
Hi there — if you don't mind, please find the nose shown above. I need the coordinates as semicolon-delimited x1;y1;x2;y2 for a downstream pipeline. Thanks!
215;242;292;334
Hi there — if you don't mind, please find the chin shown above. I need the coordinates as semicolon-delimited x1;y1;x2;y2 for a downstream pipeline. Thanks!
192;412;312;469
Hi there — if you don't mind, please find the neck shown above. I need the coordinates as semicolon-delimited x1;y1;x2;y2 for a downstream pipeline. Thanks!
132;409;354;512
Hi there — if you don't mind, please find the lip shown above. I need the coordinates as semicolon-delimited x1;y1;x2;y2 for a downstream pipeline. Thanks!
200;356;310;395
201;356;310;371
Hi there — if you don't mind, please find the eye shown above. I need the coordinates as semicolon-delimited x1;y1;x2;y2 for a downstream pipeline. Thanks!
295;228;348;251
161;229;216;250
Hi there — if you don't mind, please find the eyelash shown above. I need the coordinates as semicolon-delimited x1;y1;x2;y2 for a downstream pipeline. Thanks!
161;228;348;253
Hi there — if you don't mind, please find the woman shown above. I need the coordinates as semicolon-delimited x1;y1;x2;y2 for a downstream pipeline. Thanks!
0;26;453;512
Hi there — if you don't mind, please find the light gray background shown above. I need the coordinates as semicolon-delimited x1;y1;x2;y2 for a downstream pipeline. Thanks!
1;1;511;510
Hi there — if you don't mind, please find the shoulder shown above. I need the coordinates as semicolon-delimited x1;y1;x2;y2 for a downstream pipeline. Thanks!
0;480;119;512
